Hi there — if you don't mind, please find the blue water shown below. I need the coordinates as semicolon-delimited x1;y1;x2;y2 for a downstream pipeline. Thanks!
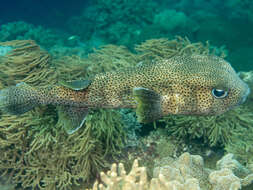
0;0;252;71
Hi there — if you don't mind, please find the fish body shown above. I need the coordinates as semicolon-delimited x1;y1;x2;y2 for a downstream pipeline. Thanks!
0;54;250;134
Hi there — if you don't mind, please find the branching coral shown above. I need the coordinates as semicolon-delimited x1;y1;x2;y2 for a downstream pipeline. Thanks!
224;115;253;167
88;152;253;190
89;158;201;190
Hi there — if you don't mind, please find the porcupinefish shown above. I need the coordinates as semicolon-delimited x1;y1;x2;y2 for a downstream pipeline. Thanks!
0;54;250;134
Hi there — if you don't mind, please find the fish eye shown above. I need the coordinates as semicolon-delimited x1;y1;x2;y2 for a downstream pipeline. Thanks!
212;88;228;99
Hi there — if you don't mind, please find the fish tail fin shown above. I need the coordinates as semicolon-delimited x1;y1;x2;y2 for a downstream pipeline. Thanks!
0;82;41;115
0;80;91;134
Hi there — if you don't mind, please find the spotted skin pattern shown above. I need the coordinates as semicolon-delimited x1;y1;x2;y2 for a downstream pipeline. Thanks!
0;54;250;120
44;54;250;117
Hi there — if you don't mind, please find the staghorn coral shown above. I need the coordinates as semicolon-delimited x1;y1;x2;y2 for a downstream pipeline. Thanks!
88;152;253;190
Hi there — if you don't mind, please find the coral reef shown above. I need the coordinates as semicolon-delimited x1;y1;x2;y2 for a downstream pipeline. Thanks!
67;0;159;47
0;40;127;190
222;71;253;171
160;106;253;147
224;113;253;168
153;9;198;36
89;152;253;190
0;38;252;190
135;37;253;149
238;71;253;101
135;37;227;62
52;44;138;82
209;168;241;190
1;0;251;70
0;21;65;49
0;40;56;87
0;107;126;190
62;0;253;71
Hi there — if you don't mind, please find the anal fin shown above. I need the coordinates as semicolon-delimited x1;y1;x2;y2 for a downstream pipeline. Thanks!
57;106;89;134
133;87;162;123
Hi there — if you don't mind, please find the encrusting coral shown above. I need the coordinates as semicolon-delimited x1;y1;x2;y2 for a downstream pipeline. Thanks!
89;152;253;190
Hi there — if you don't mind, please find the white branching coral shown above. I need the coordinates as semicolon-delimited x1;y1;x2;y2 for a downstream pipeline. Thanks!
90;158;201;190
88;152;253;190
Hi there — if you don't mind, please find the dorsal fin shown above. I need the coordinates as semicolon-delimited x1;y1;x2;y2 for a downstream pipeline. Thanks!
59;79;91;91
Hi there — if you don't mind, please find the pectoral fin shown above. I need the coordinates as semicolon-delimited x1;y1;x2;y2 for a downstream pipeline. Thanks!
59;79;91;91
133;87;162;123
57;106;89;134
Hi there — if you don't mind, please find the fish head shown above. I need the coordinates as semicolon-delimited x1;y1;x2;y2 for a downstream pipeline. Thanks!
174;54;250;115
